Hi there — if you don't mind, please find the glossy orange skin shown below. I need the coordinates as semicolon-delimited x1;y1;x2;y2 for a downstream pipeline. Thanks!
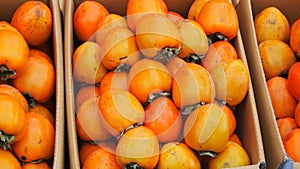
29;104;54;125
115;126;159;169
98;90;145;136
72;41;108;84
95;14;128;46
223;105;236;135
73;1;109;42
13;112;55;162
126;0;168;32
188;0;210;21
29;49;53;65
167;11;184;26
177;19;209;59
259;40;296;80
295;102;300;127
0;93;26;137
135;13;181;58
13;50;55;103
229;133;242;146
0;29;29;78
267;76;297;119
172;62;215;108
288;62;300;101
76;85;101;109
128;58;173;103
284;128;300;162
144;96;182;142
99;71;128;95
11;1;52;46
21;162;50;169
210;59;249;106
101;27;140;70
0;148;21;169
82;146;120;169
166;56;188;76
202;41;238;72
0;84;28;112
197;0;239;40
254;6;290;44
277;118;298;142
290;19;300;53
183;103;230;152
76;96;112;141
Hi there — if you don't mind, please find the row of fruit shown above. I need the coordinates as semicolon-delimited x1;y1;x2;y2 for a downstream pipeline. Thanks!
254;6;300;163
0;1;56;168
72;0;253;168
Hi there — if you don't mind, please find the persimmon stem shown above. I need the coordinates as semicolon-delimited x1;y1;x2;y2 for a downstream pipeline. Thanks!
114;63;131;73
184;54;205;64
153;45;182;64
0;131;15;150
0;64;16;81
22;92;37;108
117;122;143;140
143;91;171;107
124;162;144;169
180;102;205;115
199;151;217;158
208;32;228;45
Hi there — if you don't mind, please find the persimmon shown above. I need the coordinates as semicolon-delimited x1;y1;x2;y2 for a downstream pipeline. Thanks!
72;41;108;84
128;58;173;104
254;6;290;43
99;71;128;96
288;62;300;101
210;59;249;106
284;128;300;162
82;146;120;169
290;18;300;53
197;0;239;40
144;96;182;142
12;49;55;103
126;0;168;32
0;28;29;80
21;162;50;169
295;102;300;127
183;103;230;152
157;142;201;169
0;148;21;169
11;1;52;46
95;14;128;46
172;62;215;108
166;56;188;76
229;133;242;146
0;21;21;34
188;0;210;21
29;104;54;125
101;27;140;70
223;105;236;135
208;141;250;169
167;11;184;26
73;1;109;42
76;85;101;109
13;112;55;162
202;40;238;72
115;126;159;169
135;13;181;58
277;118;298;142
0;84;28;112
28;49;53;65
259;40;296;80
177;19;209;59
76;96;112;141
98;89;145;136
267;76;297;119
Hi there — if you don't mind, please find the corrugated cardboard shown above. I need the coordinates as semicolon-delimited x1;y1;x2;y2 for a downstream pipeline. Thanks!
236;0;300;168
65;0;265;168
0;0;65;168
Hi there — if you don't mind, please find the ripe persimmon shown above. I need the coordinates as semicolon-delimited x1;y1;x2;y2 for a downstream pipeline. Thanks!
21;162;50;169
188;0;210;21
0;148;21;169
277;117;298;142
29;104;54;125
289;18;300;53
284;128;300;162
0;84;28;112
223;105;236;135
295;102;300;127
229;133;242;146
99;71;128;96
76;85;101;109
288;62;300;101
267;76;297;119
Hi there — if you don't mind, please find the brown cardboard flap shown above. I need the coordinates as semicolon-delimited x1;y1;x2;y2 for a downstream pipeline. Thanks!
0;0;65;168
237;0;300;168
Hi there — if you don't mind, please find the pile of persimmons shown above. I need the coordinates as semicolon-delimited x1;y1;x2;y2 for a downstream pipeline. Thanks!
73;0;251;168
254;6;300;163
0;1;55;169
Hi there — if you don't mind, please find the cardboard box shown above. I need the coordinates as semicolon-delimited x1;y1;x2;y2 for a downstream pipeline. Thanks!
0;0;65;168
64;0;265;168
236;0;300;168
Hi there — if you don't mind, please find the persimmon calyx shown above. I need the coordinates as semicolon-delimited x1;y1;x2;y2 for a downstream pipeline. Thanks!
0;131;15;150
208;32;228;45
22;92;37;108
0;64;16;81
114;63;131;73
180;102;206;115
117;122;143;140
143;91;171;107
152;45;182;63
184;53;205;64
124;162;144;169
199;151;217;158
